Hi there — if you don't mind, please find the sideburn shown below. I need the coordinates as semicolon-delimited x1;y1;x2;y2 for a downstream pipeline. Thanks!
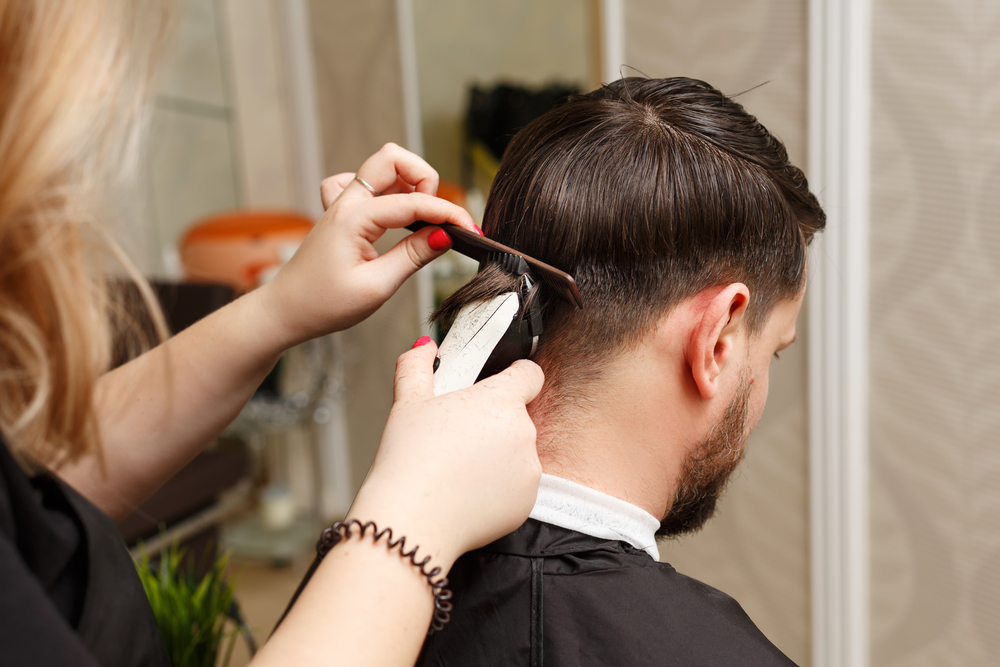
657;374;752;537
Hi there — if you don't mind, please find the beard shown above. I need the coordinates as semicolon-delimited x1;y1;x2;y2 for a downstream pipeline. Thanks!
656;374;752;537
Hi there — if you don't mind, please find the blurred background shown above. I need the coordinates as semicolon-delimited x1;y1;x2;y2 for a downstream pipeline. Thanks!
115;1;998;666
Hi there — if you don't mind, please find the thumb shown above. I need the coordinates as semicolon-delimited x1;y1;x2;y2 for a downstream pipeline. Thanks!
320;172;355;209
372;227;451;293
476;359;545;405
393;338;439;403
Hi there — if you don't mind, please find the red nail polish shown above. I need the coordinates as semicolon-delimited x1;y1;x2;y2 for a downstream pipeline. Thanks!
412;336;432;348
428;228;451;251
474;225;484;236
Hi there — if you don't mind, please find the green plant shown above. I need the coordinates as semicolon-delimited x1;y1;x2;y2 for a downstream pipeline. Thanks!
134;542;240;667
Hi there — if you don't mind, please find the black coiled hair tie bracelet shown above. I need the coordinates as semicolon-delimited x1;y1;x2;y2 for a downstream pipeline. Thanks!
274;519;453;635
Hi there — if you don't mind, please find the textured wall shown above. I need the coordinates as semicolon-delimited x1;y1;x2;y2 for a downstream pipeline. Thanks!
308;0;427;494
624;1;811;664
869;1;1000;665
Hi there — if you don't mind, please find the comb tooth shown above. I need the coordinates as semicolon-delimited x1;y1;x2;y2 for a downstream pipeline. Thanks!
483;251;530;278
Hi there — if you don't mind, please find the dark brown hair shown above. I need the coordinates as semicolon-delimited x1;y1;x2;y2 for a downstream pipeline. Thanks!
434;77;825;407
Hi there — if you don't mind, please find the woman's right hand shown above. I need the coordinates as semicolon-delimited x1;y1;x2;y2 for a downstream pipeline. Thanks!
254;340;543;667
349;339;544;570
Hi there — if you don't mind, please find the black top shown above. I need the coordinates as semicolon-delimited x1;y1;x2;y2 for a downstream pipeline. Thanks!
417;519;797;667
0;434;169;666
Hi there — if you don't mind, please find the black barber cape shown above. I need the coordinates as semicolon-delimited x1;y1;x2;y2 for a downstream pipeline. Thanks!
417;519;796;666
0;434;169;666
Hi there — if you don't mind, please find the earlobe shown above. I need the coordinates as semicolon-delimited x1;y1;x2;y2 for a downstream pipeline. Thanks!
687;284;750;400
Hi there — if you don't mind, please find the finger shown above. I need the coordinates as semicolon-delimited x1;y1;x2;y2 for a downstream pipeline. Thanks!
393;339;439;402
349;174;417;199
343;143;439;201
376;175;418;197
476;359;545;405
321;173;356;209
358;192;476;235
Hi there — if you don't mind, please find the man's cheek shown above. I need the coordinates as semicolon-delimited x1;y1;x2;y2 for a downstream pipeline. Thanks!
746;377;769;433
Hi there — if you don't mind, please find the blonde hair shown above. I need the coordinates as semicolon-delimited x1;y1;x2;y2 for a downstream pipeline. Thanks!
0;0;170;469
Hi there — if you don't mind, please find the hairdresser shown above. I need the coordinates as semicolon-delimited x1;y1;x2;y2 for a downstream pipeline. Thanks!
0;2;543;666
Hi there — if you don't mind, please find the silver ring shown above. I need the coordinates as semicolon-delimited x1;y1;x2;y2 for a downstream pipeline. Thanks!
354;174;382;197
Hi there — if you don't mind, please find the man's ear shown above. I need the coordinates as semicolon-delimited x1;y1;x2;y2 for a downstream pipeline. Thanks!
687;283;750;400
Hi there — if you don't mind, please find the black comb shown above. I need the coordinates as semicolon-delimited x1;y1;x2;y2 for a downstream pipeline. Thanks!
406;221;584;309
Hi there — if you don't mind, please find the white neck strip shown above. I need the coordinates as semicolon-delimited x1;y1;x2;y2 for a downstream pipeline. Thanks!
528;474;660;560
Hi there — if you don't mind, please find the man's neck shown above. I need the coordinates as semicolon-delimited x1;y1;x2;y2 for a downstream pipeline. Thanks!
534;353;699;521
538;430;674;522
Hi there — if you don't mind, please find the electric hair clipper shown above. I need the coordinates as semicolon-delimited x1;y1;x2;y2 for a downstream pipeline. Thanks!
406;222;584;396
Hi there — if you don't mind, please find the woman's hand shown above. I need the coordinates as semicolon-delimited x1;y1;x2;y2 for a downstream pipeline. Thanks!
349;339;545;569
257;143;477;348
255;341;542;667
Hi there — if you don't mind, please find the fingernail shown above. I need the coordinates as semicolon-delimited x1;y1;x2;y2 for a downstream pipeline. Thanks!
428;228;451;251
412;336;432;349
474;225;484;236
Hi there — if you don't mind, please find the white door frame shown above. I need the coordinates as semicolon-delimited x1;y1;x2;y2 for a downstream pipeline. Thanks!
600;0;625;83
807;0;872;665
393;0;436;336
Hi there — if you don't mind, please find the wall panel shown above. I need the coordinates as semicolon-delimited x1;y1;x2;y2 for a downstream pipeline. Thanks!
869;1;1000;665
624;2;811;663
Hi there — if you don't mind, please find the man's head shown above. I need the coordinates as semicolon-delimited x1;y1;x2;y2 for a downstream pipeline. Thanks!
435;77;824;534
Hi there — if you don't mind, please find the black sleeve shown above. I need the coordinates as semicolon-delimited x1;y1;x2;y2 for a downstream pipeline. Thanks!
0;535;100;667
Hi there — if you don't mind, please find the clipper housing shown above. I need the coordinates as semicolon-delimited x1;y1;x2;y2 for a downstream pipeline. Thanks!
407;220;582;396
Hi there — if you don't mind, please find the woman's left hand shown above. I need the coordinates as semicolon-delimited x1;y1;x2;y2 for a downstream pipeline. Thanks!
257;142;477;348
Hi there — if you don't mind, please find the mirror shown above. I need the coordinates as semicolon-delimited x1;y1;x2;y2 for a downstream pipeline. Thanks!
411;0;603;316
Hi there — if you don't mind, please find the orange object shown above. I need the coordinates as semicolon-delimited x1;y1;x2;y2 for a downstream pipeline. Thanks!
436;180;467;209
180;211;313;293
